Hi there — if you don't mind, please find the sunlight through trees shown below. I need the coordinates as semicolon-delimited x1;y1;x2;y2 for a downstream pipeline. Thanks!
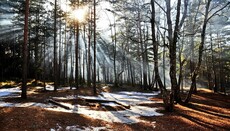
0;0;229;110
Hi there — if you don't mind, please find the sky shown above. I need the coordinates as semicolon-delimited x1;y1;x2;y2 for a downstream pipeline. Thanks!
58;0;114;31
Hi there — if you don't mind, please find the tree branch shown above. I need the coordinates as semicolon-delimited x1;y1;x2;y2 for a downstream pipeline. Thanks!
207;2;230;22
155;1;167;13
179;0;189;30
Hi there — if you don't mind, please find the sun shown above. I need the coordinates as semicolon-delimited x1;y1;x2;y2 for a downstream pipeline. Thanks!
59;0;88;23
70;7;88;23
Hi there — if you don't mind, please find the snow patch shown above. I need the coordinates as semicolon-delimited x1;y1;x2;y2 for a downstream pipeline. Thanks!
66;125;108;131
0;87;21;97
45;85;77;91
0;101;54;108
100;102;120;107
46;92;163;124
118;91;160;96
0;87;163;124
52;95;76;100
52;124;110;131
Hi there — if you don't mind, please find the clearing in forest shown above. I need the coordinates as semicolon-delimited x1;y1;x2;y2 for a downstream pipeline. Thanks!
0;84;229;130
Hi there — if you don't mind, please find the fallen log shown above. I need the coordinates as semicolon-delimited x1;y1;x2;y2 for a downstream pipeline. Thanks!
80;97;130;109
48;99;71;110
82;98;115;103
114;101;130;109
99;93;130;109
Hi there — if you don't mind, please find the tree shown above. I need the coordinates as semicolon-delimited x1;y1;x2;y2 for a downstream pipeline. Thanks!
87;6;92;86
75;0;80;89
155;0;188;110
185;0;230;103
151;0;169;110
21;0;30;99
164;0;183;110
53;0;58;91
93;0;97;95
186;0;202;93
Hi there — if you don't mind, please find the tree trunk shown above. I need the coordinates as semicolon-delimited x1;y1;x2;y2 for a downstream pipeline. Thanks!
136;8;147;90
189;0;201;93
190;37;197;93
87;7;92;86
83;25;87;84
21;0;30;99
177;31;185;101
165;1;174;108
163;31;166;88
93;0;97;95
165;0;178;109
53;0;58;91
113;15;118;87
185;0;211;103
219;43;225;93
64;17;68;85
75;21;79;89
58;18;62;85
211;33;217;92
43;30;46;91
70;42;74;89
35;9;39;85
151;0;172;111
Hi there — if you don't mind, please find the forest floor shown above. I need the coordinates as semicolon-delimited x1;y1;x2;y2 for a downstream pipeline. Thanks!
0;82;229;131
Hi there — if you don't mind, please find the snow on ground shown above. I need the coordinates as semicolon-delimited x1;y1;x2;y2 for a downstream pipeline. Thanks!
118;91;160;96
100;91;162;105
0;87;21;97
52;95;76;100
48;91;163;124
44;85;76;91
51;124;111;131
0;86;163;124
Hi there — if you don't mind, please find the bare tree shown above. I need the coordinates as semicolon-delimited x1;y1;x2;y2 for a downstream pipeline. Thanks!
151;0;168;109
164;0;182;111
21;0;30;99
154;0;188;111
93;0;97;95
185;0;230;103
53;0;58;91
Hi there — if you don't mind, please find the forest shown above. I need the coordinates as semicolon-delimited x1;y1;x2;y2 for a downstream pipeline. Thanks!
0;0;230;130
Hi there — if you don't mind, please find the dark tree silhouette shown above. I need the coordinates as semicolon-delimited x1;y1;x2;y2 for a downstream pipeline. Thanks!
21;0;30;99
